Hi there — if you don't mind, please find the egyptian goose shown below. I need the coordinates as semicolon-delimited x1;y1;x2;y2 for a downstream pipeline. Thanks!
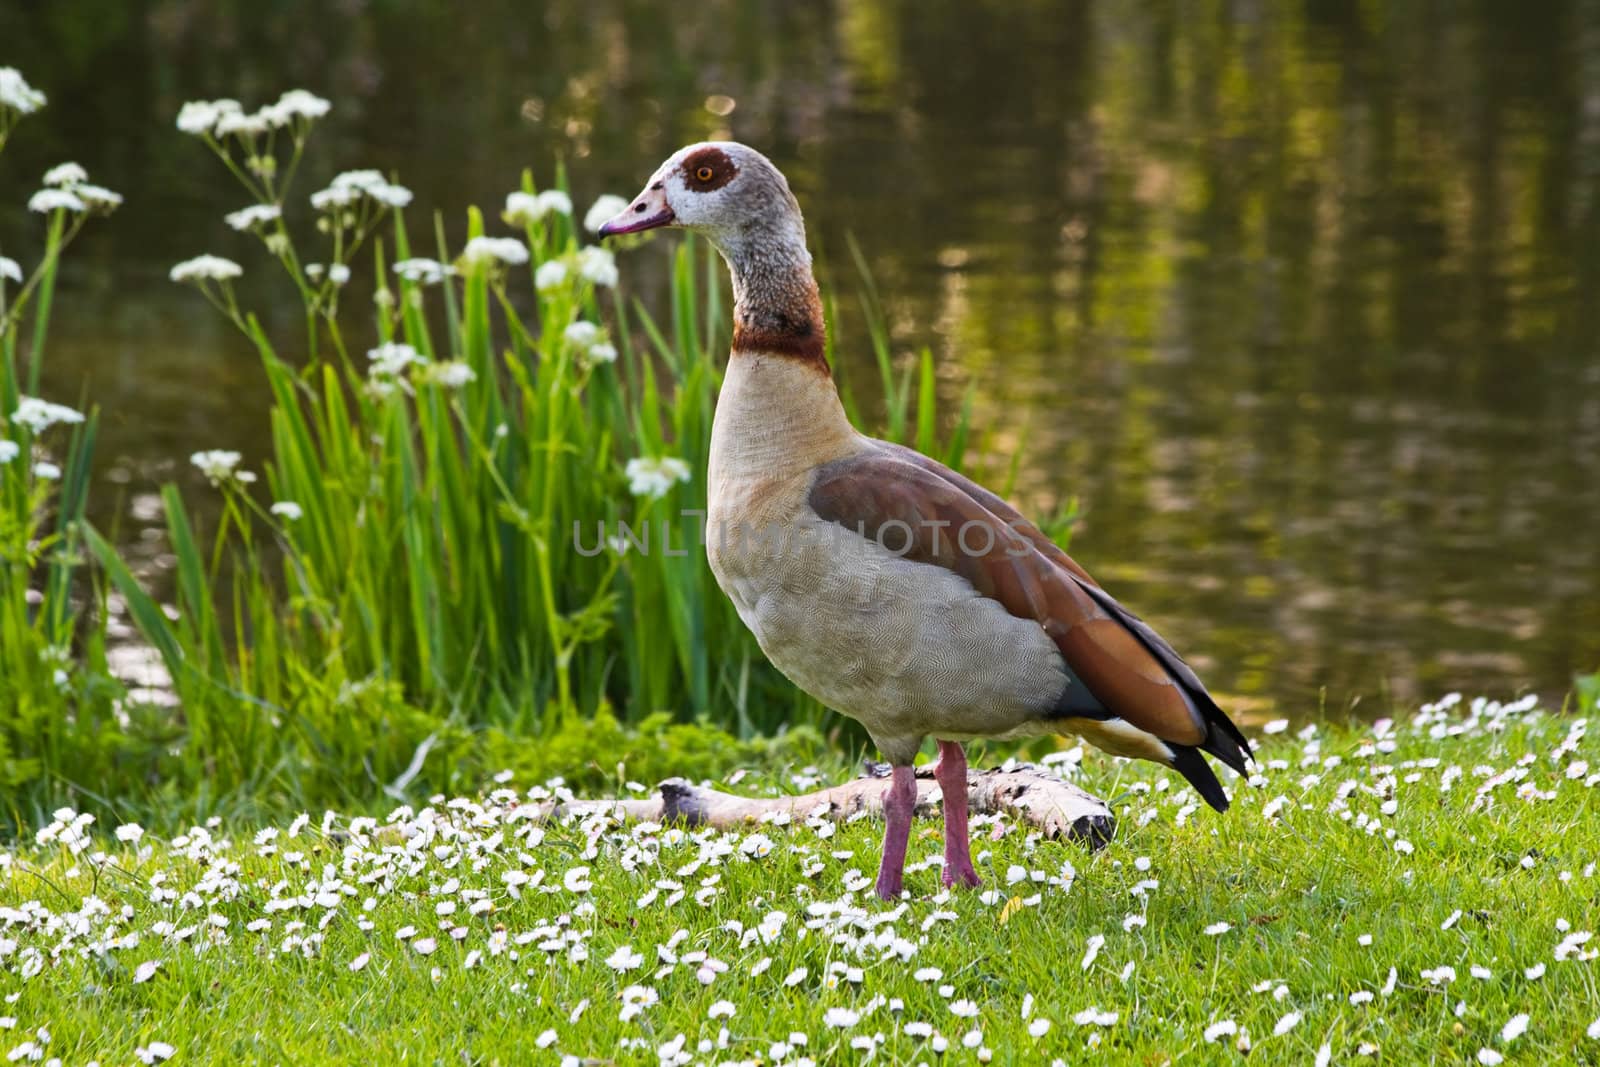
600;143;1251;899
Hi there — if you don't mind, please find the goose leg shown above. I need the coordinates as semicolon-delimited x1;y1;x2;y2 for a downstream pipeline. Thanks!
874;764;918;900
935;740;982;888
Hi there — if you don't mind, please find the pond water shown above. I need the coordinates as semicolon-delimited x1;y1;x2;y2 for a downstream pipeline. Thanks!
3;1;1598;719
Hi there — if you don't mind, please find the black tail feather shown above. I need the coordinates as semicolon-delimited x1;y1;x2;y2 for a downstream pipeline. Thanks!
1169;744;1230;812
1199;708;1252;777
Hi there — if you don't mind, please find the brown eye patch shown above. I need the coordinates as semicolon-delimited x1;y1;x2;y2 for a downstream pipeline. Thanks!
681;146;737;191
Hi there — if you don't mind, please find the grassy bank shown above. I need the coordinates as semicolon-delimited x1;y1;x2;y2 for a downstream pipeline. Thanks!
3;694;1598;1064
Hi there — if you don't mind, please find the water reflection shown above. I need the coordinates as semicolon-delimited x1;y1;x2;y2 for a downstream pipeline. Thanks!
2;0;1597;717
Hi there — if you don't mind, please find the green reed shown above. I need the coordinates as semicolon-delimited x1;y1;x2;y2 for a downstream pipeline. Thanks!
1;76;127;815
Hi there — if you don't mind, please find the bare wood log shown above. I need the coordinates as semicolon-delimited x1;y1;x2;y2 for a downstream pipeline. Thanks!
543;762;1115;849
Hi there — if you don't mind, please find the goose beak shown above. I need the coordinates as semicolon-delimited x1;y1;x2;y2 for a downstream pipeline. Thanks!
598;186;675;237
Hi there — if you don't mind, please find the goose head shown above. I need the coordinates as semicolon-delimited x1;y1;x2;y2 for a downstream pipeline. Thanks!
597;141;807;257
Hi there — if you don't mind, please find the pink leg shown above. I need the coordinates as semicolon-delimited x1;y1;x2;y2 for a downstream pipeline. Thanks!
874;765;918;900
935;740;981;888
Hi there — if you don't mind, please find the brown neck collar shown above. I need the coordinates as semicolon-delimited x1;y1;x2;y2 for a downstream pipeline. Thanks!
719;229;829;371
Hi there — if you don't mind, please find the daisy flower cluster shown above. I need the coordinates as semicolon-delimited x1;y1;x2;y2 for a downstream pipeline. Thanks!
4;694;1592;1062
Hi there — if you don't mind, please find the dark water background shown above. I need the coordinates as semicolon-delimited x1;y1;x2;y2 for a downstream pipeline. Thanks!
3;1;1599;719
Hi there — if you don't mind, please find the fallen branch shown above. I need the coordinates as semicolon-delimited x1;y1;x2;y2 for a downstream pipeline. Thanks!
541;762;1115;849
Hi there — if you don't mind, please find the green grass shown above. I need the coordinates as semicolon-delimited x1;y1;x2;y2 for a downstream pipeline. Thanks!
4;695;1598;1065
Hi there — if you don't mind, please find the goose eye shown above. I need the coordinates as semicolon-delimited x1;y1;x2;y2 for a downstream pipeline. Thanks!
695;166;715;182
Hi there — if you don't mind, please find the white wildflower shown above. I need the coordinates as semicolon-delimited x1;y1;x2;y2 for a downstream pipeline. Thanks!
310;185;358;210
176;98;239;135
504;189;573;226
0;441;15;464
367;341;424;378
394;258;453;285
707;1000;735;1020
1080;933;1104;971
460;236;530;268
577;246;619;287
348;952;369;972
215;110;270;137
1204;922;1232;936
190;450;255;486
10;396;85;434
312;170;411;211
606;945;644;972
1028;1019;1051;1038
32;462;60;480
27;189;85;214
950;1000;979;1018
270;501;304;522
0;68;47;115
269;88;330;123
1501;1014;1529;1042
1273;1011;1302;1036
584;194;630;233
587;342;618;364
170;255;243;283
0;258;20;284
1073;1008;1118;1027
133;960;161;984
534;260;568;291
73;184;122;210
564;321;601;349
1204;1020;1238;1043
42;162;87;187
134;1042;175;1064
115;822;144;843
823;1008;858;1028
1477;1050;1503;1066
367;183;413;208
225;204;281;231
1422;965;1456;986
625;456;691;499
423;361;475;389
537;190;572;216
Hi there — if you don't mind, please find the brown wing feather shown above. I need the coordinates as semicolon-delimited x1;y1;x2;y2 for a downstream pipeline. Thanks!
808;445;1207;746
